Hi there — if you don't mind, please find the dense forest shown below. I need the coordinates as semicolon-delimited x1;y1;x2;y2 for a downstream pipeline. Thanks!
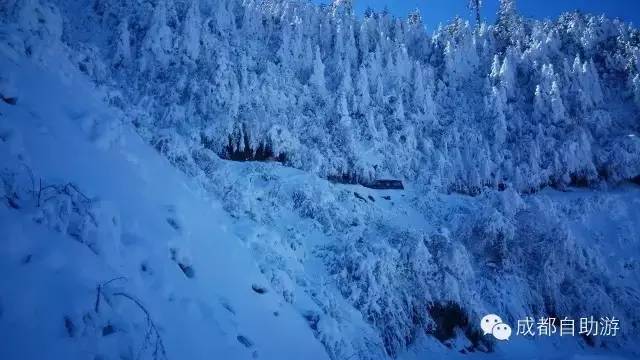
40;0;640;195
1;0;640;359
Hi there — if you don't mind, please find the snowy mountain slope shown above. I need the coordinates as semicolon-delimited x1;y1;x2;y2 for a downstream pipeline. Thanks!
197;152;640;359
0;42;328;360
1;0;640;359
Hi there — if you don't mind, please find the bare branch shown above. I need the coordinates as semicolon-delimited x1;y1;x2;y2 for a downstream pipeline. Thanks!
112;292;168;360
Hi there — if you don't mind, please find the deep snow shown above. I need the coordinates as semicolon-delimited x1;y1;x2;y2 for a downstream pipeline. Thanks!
2;48;638;359
0;48;328;360
1;0;640;359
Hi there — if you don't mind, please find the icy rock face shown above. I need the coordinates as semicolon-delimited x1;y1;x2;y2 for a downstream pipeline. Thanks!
1;0;640;359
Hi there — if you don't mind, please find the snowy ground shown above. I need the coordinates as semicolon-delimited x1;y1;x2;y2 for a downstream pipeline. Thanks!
200;153;640;360
0;48;328;360
1;6;640;360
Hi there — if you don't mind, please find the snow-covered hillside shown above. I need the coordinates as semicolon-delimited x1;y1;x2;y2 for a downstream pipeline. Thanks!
0;35;328;360
1;0;640;359
41;0;640;195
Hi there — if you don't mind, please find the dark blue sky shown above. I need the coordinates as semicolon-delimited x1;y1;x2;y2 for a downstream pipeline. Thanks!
311;1;640;31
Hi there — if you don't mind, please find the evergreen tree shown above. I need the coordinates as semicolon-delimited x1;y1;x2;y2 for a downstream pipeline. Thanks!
141;0;174;70
310;46;328;99
468;0;482;28
495;0;521;47
183;0;201;61
113;18;131;68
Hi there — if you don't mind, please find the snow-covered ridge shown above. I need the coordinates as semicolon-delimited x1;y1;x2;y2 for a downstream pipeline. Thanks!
1;0;640;359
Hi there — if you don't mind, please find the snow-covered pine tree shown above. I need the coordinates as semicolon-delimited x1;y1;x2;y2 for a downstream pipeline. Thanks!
182;0;201;61
468;0;482;28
